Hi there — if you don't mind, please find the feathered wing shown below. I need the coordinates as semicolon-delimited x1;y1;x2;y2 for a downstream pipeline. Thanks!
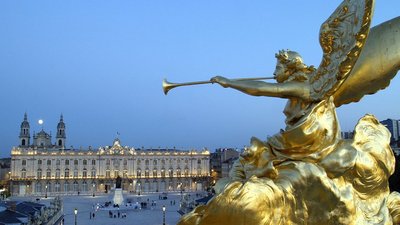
310;0;374;101
333;16;400;107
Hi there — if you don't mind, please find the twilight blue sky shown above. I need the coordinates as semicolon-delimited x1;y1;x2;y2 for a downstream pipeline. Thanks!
0;1;399;158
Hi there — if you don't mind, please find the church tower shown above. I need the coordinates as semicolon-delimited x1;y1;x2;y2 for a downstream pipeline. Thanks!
56;114;66;148
19;113;30;147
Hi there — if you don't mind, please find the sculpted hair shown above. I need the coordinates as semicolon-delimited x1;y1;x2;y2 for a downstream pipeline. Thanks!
275;50;315;82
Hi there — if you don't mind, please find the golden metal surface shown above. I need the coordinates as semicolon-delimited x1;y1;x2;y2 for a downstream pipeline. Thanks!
171;0;400;224
162;77;274;95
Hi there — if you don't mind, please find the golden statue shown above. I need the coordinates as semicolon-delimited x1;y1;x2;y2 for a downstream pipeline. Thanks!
164;0;400;224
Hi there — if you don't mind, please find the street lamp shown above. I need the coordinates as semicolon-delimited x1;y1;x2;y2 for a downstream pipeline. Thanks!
74;208;78;225
138;183;141;195
92;183;95;197
45;185;48;198
162;205;166;225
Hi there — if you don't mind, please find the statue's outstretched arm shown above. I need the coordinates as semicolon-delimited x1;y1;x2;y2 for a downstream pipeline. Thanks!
211;76;311;101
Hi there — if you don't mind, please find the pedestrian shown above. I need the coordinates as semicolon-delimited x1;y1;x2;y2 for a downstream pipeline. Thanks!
92;212;95;219
118;211;120;218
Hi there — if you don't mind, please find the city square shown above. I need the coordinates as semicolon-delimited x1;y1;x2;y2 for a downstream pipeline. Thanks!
9;191;203;225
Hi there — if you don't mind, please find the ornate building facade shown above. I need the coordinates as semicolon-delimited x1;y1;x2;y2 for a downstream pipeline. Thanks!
10;114;210;196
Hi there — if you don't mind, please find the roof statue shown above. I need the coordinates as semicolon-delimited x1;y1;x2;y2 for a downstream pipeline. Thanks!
165;0;400;224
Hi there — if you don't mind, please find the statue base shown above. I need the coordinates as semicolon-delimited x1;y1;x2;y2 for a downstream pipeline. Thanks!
112;188;124;206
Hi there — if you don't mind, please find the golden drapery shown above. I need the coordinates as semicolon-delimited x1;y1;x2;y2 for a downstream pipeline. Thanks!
178;99;399;224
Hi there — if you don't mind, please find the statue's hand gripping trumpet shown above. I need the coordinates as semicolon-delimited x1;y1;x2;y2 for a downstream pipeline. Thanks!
165;0;400;224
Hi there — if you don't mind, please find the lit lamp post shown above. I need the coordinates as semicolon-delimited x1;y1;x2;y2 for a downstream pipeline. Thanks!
45;185;48;198
92;183;95;197
162;205;166;225
74;208;78;225
138;183;141;196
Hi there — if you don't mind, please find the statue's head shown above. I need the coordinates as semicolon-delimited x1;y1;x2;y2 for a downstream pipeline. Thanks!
274;50;313;83
275;50;305;68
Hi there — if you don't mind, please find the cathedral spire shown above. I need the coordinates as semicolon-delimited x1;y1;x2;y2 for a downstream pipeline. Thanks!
56;113;66;148
19;113;30;147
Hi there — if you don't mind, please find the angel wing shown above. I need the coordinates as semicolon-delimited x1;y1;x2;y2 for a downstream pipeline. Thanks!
309;0;374;101
333;16;400;107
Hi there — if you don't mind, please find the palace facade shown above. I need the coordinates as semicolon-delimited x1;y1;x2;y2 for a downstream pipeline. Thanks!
10;114;210;196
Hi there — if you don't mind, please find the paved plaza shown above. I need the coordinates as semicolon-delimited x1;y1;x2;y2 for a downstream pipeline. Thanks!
10;191;201;225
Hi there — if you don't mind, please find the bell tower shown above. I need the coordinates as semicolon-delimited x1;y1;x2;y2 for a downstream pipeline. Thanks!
56;114;66;148
19;113;30;147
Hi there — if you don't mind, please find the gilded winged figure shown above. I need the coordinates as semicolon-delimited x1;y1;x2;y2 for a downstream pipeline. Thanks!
176;0;400;224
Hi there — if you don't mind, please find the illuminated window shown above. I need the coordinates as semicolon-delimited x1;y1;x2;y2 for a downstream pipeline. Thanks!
64;169;69;178
37;169;42;179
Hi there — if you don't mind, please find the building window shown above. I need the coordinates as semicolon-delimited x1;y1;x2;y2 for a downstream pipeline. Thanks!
64;182;70;192
38;159;42;165
145;169;149;178
21;169;26;178
73;169;78;178
47;160;51;166
145;160;149;166
114;170;119;178
82;169;87;178
82;181;88;192
198;159;201;164
184;168;189;177
177;168;181;177
123;159;127;166
55;169;60;178
74;160;78;166
37;169;42;179
91;170;96;178
65;169;70;178
91;159;96;165
161;169;165;178
46;169;51;178
106;159;110;165
73;181;79;192
65;159;69;166
55;182;61;192
162;160;165;165
35;183;42;193
106;170;110;178
153;169;157;178
137;169;141;178
153;160;157;166
83;160;87;165
56;159;60;165
168;169;173;177
123;170;128;178
22;160;26;166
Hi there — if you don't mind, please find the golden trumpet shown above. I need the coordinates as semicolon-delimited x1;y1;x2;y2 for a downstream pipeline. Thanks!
162;77;275;95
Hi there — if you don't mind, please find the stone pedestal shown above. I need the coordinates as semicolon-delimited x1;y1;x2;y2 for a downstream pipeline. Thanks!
113;188;124;206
